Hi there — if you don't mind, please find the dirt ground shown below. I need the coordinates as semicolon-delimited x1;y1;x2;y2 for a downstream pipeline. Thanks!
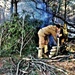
0;41;75;75
0;57;11;75
0;56;75;75
51;59;75;75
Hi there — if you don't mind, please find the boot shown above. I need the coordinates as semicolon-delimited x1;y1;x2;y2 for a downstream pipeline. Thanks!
38;48;43;58
44;45;48;53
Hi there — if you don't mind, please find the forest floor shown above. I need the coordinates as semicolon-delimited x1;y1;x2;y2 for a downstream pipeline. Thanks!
49;55;75;75
0;54;75;75
0;41;75;75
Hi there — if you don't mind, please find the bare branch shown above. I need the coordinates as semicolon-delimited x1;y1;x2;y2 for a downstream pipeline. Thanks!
54;14;75;28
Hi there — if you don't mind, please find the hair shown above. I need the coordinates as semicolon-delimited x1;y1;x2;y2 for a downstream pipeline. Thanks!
56;24;61;28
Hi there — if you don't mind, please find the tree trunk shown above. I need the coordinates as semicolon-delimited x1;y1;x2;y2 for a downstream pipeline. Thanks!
10;0;13;14
14;0;18;15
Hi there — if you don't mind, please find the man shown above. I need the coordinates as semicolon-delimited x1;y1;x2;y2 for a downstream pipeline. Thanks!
38;24;62;58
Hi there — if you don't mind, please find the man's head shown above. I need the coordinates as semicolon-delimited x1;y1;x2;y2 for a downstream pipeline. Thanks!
56;24;61;29
56;24;61;33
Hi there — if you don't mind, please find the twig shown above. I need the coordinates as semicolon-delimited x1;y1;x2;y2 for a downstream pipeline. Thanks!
33;61;68;75
19;69;28;74
51;55;70;60
16;60;22;75
20;32;23;57
20;16;24;57
22;35;33;49
24;29;34;41
22;56;68;75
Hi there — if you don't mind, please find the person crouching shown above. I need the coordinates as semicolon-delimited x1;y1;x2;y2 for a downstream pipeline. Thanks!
38;24;62;58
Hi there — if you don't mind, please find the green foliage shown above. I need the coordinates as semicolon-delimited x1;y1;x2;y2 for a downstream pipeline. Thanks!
0;15;41;57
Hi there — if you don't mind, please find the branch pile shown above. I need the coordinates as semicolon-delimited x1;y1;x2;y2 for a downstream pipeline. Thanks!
14;55;69;75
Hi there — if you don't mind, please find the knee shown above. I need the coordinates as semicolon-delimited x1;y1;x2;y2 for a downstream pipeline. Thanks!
39;40;45;45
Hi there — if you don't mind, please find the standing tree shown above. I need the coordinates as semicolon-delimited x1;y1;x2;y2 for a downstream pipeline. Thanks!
11;0;20;15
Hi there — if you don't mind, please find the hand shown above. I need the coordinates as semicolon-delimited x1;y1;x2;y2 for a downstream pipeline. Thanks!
57;33;62;37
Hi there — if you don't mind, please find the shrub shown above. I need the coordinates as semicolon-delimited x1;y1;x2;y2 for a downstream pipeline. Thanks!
0;15;42;57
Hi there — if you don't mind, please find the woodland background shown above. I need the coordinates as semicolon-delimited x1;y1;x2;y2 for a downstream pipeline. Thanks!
0;0;75;75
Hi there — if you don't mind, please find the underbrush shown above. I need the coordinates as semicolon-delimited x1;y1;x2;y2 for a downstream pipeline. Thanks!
0;15;41;57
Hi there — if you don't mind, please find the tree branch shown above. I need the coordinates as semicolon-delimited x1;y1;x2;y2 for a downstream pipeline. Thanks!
54;14;75;28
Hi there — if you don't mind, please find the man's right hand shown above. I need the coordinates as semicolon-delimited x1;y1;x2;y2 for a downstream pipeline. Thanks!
57;33;62;37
